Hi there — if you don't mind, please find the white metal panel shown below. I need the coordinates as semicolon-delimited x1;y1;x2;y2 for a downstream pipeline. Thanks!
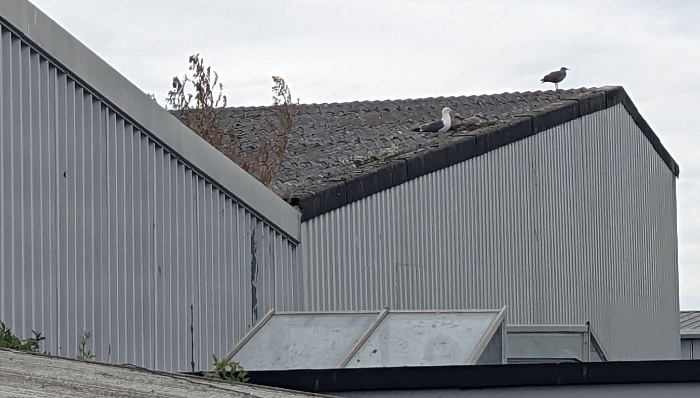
233;312;378;370
300;105;679;360
345;311;503;368
0;23;302;372
229;309;505;370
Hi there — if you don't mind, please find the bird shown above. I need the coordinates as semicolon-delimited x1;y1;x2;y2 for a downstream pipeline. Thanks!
455;113;487;130
412;107;452;133
450;113;488;131
540;67;569;90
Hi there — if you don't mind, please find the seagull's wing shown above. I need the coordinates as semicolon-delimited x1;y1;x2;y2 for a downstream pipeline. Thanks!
412;119;445;133
541;70;563;83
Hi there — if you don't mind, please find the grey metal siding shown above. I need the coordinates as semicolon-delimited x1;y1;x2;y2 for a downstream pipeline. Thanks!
681;338;700;359
301;104;679;360
0;24;301;371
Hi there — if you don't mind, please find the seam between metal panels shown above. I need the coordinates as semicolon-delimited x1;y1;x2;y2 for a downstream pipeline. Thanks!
338;307;390;368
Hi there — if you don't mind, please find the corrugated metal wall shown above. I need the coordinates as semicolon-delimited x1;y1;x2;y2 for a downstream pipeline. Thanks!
0;24;301;372
681;338;700;359
301;104;680;360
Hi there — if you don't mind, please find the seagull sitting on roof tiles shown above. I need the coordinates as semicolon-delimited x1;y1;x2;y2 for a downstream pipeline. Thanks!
412;107;452;133
453;113;487;130
540;67;569;90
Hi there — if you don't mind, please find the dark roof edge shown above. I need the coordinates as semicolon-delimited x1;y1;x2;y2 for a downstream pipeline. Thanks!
293;86;680;222
603;86;680;177
240;360;700;393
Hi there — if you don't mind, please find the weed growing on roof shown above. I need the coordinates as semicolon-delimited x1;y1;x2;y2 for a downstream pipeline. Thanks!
237;76;299;186
0;321;249;383
203;354;250;383
165;54;234;160
0;322;44;352
164;54;297;187
77;331;95;361
0;322;96;361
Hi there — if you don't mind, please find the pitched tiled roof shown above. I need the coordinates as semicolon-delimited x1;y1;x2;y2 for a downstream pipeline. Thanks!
180;86;679;221
681;311;700;330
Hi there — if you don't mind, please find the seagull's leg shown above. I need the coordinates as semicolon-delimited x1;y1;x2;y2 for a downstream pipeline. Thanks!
555;83;559;90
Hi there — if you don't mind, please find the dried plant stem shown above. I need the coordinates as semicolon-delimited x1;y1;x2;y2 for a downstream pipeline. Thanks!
165;55;295;187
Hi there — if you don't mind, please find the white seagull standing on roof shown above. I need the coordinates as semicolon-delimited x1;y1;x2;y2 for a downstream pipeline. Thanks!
412;107;452;133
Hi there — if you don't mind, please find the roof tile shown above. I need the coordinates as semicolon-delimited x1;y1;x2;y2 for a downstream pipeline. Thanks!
173;86;679;219
211;88;594;198
681;311;700;330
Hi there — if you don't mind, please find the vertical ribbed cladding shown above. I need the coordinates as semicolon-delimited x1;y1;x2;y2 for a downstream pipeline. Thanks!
152;146;194;370
0;24;301;372
525;117;590;326
300;104;679;360
0;28;57;352
681;339;700;358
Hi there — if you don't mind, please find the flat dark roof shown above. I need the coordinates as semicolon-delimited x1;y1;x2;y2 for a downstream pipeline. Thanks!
230;360;700;394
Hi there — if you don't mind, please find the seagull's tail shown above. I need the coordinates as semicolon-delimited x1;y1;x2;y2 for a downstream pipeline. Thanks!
411;127;422;132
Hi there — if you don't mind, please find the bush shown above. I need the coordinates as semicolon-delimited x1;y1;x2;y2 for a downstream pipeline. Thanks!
202;354;249;383
0;322;44;352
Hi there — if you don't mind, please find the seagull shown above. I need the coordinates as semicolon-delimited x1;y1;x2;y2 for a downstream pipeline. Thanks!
412;107;452;133
461;113;487;129
450;113;487;131
540;67;569;90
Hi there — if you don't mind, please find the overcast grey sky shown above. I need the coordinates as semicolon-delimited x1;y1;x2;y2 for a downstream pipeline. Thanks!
31;1;700;308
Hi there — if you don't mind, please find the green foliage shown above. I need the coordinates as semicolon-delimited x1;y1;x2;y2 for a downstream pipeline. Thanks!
202;354;249;383
77;331;95;361
0;322;97;361
0;322;44;352
1;321;248;385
